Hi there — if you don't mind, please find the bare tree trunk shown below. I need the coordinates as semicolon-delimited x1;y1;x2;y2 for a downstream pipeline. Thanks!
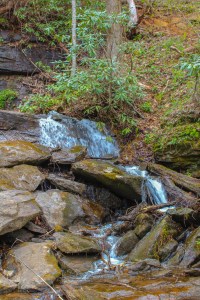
127;0;138;26
106;0;123;62
71;0;77;76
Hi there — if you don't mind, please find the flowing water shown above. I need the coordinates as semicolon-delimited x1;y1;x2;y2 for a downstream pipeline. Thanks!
39;111;119;158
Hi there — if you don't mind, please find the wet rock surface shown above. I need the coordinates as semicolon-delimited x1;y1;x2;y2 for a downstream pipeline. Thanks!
51;146;87;164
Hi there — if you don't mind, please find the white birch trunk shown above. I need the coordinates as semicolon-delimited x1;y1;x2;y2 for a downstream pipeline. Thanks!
127;0;138;26
71;0;77;76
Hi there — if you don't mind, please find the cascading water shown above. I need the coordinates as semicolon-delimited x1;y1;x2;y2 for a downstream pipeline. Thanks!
39;111;119;158
123;165;168;205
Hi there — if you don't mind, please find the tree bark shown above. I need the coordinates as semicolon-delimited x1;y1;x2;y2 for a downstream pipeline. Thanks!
127;0;138;26
71;0;77;76
106;0;123;62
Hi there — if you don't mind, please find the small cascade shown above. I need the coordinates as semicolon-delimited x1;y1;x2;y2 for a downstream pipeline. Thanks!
123;165;168;205
39;111;119;158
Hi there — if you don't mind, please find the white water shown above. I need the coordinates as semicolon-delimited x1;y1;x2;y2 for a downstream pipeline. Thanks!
123;165;168;205
39;111;119;158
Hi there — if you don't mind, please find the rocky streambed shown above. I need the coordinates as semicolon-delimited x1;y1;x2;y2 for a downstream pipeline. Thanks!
0;112;199;299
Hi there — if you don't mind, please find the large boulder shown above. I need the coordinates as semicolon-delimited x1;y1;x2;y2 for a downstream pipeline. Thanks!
72;160;144;201
0;164;45;191
128;216;183;262
0;141;51;167
167;207;200;226
35;190;85;229
0;190;41;236
3;242;61;291
180;227;200;267
53;232;101;254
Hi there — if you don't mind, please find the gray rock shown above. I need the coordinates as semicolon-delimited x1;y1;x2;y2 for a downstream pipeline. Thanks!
114;230;139;256
180;227;200;267
25;222;47;234
56;251;98;275
35;190;85;229
0;190;41;236
167;207;199;226
0;273;17;294
53;232;101;254
47;174;87;195
51;146;87;164
158;239;178;261
0;141;51;167
0;164;45;191
3;242;61;291
128;216;183;262
3;229;34;244
72;159;144;202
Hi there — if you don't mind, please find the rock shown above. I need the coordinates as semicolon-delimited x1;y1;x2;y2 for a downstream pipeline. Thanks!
114;230;139;256
0;273;17;294
85;185;124;210
0;164;45;191
47;174;87;195
0;190;41;236
82;201;106;224
167;207;199;226
3;229;34;244
56;251;98;275
3;242;61;291
0;44;62;75
128;216;183;262
158;239;178;261
51;146;87;164
72;160;144;201
127;258;161;273
135;213;154;226
53;232;101;254
0;141;51;167
25;222;47;234
0;110;39;131
35;190;85;229
180;227;200;267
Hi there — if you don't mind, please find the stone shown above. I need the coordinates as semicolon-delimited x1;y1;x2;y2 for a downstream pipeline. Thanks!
3;242;61;291
47;174;87;195
180;227;200;267
0;273;17;294
56;251;98;275
72;159;144;202
51;146;87;164
0;141;51;167
128;216;183;262
82;200;106;224
0;164;45;191
0;44;62;75
35;190;85;229
158;239;178;261
114;230;139;256
0;190;41;236
167;207;199;226
53;232;101;254
3;229;34;244
25;222;47;234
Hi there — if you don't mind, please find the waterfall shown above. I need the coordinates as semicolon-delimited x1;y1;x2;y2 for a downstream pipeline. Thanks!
39;111;119;159
123;165;168;205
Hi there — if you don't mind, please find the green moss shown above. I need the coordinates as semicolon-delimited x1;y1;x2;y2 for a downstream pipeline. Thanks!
0;89;18;109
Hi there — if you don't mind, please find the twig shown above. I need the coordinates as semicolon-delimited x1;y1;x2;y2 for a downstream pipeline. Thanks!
170;46;182;55
10;254;64;300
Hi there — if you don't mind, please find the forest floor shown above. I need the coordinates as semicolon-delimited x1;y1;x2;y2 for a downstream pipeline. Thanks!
119;2;200;165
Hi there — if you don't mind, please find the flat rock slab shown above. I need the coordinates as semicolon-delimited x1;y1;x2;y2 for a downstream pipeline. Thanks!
3;242;61;291
54;232;101;254
0;273;17;294
0;164;45;191
0;140;51;167
0;190;41;236
51;146;87;164
72;159;144;201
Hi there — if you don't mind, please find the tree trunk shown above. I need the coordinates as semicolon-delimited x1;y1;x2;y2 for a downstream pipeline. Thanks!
106;0;123;62
71;0;77;76
127;0;138;26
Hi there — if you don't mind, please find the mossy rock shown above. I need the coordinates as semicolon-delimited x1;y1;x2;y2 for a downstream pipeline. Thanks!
72;159;144;202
